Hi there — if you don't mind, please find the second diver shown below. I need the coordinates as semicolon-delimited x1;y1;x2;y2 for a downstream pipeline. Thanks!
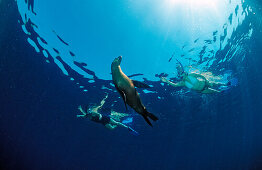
77;94;139;135
161;60;232;94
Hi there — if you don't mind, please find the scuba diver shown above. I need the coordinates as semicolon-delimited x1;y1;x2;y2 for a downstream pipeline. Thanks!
160;60;231;94
77;94;139;135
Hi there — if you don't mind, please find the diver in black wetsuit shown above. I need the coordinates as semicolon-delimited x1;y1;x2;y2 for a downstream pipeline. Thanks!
77;94;139;135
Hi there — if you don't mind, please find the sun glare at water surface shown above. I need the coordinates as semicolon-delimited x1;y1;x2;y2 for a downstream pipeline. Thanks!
16;0;246;81
162;0;223;17
165;0;219;8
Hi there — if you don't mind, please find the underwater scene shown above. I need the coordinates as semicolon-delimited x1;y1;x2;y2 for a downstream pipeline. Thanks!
0;0;262;169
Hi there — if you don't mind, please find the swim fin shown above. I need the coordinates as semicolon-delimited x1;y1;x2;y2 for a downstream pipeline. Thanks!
122;117;133;125
128;127;139;136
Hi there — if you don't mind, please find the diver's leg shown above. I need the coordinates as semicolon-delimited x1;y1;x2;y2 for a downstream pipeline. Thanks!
202;88;221;94
210;82;227;87
109;119;139;135
110;119;128;128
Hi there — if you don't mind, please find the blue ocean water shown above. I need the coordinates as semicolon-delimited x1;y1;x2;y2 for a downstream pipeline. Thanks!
0;0;262;169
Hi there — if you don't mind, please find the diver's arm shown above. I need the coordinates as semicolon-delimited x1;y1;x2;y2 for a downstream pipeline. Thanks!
98;93;108;109
172;81;185;87
77;105;87;118
78;105;85;114
77;105;98;119
93;93;108;112
160;77;184;87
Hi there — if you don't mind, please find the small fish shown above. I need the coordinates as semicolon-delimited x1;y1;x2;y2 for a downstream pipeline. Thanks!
194;38;200;43
188;48;195;52
204;40;212;44
213;31;218;36
69;51;75;57
53;30;69;46
128;73;144;78
53;48;59;54
168;53;175;62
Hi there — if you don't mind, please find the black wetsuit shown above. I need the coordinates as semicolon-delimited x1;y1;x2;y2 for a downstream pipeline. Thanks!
91;115;111;126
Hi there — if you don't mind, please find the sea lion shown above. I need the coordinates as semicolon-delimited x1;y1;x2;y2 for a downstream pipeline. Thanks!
111;56;158;126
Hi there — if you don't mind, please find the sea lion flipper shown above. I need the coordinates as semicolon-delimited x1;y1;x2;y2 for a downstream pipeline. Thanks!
132;80;150;88
115;86;128;111
122;91;128;111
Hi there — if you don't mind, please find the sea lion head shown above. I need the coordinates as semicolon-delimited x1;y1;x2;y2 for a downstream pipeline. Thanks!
111;56;122;70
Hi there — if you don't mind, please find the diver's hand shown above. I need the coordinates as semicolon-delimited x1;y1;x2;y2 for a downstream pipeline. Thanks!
77;105;87;117
160;77;168;83
78;105;83;112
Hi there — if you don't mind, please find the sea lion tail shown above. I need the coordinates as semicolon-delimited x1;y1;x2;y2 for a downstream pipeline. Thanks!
142;110;159;127
147;111;159;121
143;115;153;127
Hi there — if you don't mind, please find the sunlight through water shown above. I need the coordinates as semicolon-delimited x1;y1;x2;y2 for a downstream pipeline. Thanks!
16;0;252;88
